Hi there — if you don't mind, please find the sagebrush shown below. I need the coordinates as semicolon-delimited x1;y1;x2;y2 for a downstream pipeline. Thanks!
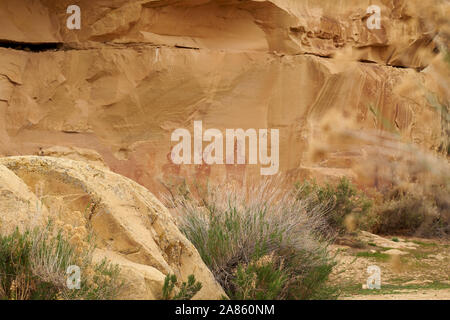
165;179;338;300
295;177;372;235
0;221;123;300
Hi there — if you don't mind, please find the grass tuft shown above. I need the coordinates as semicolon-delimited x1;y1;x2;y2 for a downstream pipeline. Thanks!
165;179;338;300
0;221;122;300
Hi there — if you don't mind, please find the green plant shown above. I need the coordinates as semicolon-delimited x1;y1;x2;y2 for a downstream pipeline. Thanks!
166;179;338;300
366;187;449;238
295;177;372;234
0;222;122;300
355;251;390;262
232;261;286;300
162;274;202;300
412;240;438;247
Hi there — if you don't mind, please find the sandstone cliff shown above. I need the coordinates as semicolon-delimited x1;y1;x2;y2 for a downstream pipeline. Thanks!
0;0;448;193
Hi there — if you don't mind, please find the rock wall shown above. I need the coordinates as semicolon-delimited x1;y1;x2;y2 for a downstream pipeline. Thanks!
0;0;448;193
0;156;226;299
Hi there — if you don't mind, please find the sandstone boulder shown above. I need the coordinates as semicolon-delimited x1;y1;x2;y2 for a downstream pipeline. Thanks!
0;156;226;300
0;164;49;234
38;146;109;169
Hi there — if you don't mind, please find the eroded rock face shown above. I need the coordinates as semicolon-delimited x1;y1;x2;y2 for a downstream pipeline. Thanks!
0;0;448;192
34;0;444;69
0;156;226;300
0;163;49;234
38;146;109;169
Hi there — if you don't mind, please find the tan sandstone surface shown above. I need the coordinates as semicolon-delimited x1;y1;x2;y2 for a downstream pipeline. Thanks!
0;156;226;299
0;0;448;195
0;163;49;234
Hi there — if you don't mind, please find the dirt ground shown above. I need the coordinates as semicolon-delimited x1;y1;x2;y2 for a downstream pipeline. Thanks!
342;289;450;300
330;231;450;300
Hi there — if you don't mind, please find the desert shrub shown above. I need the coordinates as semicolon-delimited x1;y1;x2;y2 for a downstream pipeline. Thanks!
165;180;338;300
369;196;427;235
232;260;286;300
295;177;372;234
365;185;449;238
0;222;122;300
162;274;202;300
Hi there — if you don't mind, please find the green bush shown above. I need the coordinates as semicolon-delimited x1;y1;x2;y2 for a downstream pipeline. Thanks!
162;274;202;300
232;261;286;300
0;222;122;300
366;186;449;238
166;180;338;300
295;177;372;234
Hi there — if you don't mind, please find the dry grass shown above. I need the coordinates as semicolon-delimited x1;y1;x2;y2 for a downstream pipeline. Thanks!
164;178;338;300
0;221;122;300
310;109;449;238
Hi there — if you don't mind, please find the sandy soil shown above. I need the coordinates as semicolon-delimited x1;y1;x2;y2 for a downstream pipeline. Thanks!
330;232;450;300
343;289;450;300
